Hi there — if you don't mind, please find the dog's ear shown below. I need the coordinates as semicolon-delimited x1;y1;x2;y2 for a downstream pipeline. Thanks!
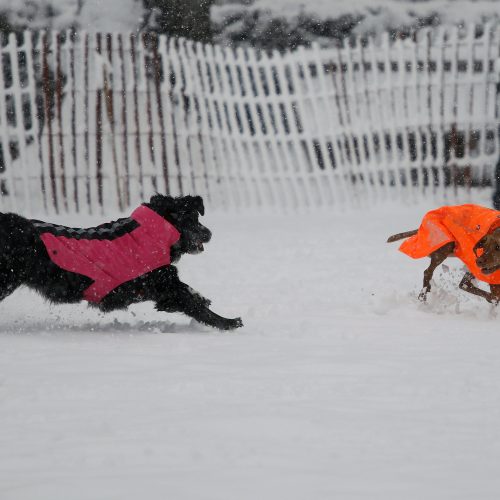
147;194;175;216
185;195;205;216
193;196;205;216
473;236;486;256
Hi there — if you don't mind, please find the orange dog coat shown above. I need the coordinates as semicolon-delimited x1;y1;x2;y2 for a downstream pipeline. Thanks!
399;204;500;284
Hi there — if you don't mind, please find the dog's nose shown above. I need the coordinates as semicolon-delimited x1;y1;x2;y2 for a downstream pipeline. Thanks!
201;226;212;243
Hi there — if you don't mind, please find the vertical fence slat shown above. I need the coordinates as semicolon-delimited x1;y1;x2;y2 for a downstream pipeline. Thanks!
7;33;32;214
158;35;182;198
248;47;278;206
265;48;304;210
217;45;256;207
447;26;460;198
298;45;337;206
233;46;268;208
116;32;131;208
365;36;392;201
196;41;234;208
353;38;382;205
0;34;18;212
177;39;210;202
394;36;416;203
54;32;68;212
67;30;79;213
355;39;382;204
129;33;144;202
338;40;366;205
286;50;324;207
251;51;283;207
138;33;158;196
40;31;59;213
434;27;448;201
211;44;246;208
168;37;191;197
24;31;45;214
279;53;315;207
480;24;498;185
406;34;424;198
242;48;290;208
313;45;351;207
184;40;220;205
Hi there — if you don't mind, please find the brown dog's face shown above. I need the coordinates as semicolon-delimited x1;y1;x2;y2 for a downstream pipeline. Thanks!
474;229;500;275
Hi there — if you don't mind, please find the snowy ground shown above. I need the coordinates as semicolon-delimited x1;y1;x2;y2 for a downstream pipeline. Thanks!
1;203;500;499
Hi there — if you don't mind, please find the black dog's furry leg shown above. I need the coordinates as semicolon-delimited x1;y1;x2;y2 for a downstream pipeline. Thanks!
155;282;242;331
185;305;243;331
0;270;22;303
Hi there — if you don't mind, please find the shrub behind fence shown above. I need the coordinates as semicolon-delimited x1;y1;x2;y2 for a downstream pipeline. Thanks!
0;25;499;215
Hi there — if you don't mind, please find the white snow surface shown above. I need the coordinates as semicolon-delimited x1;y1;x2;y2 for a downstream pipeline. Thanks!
1;204;500;499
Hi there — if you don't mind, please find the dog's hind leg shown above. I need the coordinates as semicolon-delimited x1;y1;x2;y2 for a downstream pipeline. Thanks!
459;272;500;304
0;268;22;303
419;242;455;301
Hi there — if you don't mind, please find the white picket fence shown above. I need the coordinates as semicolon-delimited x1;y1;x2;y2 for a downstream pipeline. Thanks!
0;25;499;215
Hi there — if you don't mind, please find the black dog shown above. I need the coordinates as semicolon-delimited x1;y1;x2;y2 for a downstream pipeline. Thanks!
0;194;243;331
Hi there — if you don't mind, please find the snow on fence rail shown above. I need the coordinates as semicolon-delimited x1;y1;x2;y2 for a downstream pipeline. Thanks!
0;25;499;215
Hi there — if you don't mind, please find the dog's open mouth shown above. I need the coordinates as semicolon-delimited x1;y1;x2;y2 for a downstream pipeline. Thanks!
481;265;500;275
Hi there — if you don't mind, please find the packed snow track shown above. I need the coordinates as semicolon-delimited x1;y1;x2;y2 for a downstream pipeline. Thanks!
1;205;500;499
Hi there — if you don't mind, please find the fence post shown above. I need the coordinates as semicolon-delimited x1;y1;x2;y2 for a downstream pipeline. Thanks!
494;157;500;210
492;54;500;209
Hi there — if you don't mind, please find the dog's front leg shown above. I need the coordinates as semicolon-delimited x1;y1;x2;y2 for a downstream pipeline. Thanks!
155;282;242;331
459;272;498;304
183;284;212;308
419;242;455;302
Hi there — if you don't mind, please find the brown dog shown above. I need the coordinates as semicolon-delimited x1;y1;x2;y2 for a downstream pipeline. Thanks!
388;229;500;304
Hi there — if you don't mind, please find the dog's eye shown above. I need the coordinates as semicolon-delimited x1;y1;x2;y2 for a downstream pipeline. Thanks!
496;245;500;251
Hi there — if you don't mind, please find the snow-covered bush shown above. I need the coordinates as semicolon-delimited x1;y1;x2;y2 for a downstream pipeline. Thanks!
0;0;214;41
0;0;144;33
212;0;500;49
2;0;499;49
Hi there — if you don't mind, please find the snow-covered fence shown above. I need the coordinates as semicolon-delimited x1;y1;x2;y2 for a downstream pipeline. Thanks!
0;26;499;215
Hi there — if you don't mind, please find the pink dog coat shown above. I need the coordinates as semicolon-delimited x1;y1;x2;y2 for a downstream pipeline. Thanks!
34;206;180;303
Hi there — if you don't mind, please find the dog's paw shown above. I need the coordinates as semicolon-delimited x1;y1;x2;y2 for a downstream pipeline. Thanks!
220;317;243;331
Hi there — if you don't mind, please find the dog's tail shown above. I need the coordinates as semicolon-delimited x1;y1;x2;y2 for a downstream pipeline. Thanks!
387;229;417;243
